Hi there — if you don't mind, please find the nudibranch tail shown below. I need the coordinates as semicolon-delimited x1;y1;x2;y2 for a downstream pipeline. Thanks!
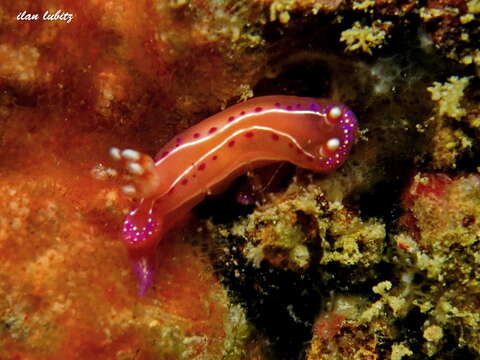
132;254;157;296
122;198;163;295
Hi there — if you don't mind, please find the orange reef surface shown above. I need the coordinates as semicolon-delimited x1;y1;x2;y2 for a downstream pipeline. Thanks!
0;108;253;358
1;0;480;359
0;0;263;358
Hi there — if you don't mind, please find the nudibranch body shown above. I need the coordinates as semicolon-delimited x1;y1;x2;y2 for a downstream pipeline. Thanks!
111;95;358;295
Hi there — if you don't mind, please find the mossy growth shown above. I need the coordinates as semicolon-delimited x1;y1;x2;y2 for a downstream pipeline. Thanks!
340;20;393;55
426;76;476;169
398;174;480;354
208;179;385;272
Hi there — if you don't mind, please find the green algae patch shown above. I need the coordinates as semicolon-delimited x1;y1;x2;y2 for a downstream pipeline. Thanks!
424;76;478;170
340;20;393;55
210;180;385;271
322;207;385;267
428;76;470;120
398;173;480;355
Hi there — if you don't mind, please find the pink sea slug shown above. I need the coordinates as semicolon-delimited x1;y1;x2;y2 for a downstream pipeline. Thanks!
111;95;358;295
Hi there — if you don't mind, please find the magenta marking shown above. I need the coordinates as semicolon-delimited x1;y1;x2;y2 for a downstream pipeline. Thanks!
198;163;206;171
245;132;254;138
255;107;262;112
193;133;200;138
228;116;235;122
271;134;279;141
212;155;218;160
228;140;236;147
209;127;217;134
287;105;293;111
181;179;188;185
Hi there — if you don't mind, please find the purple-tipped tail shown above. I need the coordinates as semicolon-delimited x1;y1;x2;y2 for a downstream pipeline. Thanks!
132;254;156;296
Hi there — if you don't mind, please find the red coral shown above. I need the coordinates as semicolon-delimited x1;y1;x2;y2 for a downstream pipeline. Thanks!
400;173;453;241
402;173;452;208
313;313;346;340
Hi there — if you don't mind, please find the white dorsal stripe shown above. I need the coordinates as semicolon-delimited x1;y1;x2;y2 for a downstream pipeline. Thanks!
154;108;327;166
165;125;316;196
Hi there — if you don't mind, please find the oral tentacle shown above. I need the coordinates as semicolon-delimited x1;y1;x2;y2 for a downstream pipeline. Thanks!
109;147;159;197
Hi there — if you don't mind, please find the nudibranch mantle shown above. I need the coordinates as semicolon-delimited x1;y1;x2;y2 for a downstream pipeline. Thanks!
111;95;358;295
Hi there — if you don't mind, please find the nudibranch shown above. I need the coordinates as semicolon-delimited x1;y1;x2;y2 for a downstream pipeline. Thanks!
111;95;358;295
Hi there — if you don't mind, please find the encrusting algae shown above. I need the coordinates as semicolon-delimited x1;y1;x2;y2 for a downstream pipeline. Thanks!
397;173;480;355
425;76;480;170
340;20;393;55
1;0;480;358
209;180;385;271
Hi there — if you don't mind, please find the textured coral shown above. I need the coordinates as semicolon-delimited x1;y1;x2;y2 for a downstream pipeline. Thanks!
0;121;258;358
426;76;475;169
1;0;480;358
306;293;416;360
212;180;385;271
340;20;393;55
398;173;480;355
260;0;343;23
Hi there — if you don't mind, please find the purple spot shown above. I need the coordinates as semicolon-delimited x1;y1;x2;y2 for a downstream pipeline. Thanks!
176;137;182;143
286;105;293;111
309;103;319;111
245;132;254;138
160;151;169;158
271;133;279;141
228;116;235;122
212;155;218;160
255;107;262;112
198;163;206;170
240;111;246;115
275;102;281;107
296;103;301;108
181;179;188;185
175;144;180;147
209;127;217;134
168;187;175;194
228;140;236;147
193;133;200;138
